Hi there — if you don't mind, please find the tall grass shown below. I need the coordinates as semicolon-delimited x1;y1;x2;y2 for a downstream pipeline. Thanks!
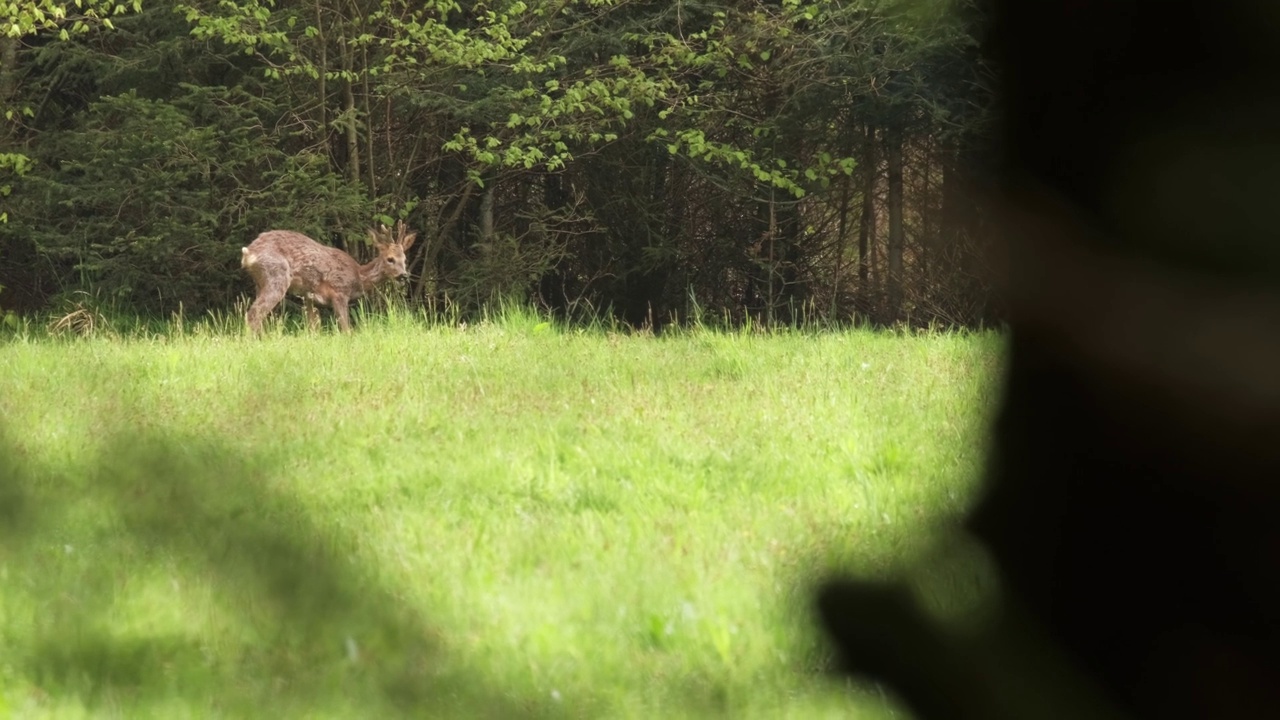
0;310;1003;719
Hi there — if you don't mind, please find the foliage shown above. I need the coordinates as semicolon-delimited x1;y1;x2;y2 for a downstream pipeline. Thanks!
1;0;144;182
1;0;996;326
4;85;372;312
2;0;140;37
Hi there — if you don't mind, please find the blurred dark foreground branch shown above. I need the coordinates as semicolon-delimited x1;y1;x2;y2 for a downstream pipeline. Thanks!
815;1;1280;718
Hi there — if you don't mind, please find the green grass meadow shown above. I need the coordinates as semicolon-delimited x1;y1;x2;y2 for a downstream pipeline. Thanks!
0;310;1003;719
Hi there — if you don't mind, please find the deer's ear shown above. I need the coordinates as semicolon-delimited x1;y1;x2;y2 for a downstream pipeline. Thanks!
367;229;379;246
400;231;417;251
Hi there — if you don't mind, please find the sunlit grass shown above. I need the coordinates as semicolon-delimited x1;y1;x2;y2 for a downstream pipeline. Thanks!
0;312;1002;719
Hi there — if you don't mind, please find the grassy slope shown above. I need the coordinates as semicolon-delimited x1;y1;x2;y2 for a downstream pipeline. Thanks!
0;315;1002;719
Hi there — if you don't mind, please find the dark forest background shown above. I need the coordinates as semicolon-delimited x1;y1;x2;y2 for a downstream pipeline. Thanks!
1;1;996;329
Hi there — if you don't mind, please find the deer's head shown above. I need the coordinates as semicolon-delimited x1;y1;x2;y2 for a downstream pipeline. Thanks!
367;220;418;281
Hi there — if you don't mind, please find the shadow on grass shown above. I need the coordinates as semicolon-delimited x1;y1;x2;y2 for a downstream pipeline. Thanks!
0;424;548;718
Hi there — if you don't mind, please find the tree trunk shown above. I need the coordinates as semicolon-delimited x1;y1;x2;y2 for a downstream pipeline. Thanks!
886;124;905;323
857;124;878;310
412;181;476;301
833;163;853;317
921;136;934;283
1;35;17;117
1;34;18;154
767;189;777;326
313;1;328;168
361;41;376;197
537;173;568;310
340;42;360;189
832;119;860;318
940;142;965;315
479;179;495;243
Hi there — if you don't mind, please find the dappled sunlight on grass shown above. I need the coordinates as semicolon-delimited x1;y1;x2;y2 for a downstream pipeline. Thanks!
0;320;1001;718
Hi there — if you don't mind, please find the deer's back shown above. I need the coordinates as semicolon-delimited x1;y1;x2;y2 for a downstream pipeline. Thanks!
246;230;359;276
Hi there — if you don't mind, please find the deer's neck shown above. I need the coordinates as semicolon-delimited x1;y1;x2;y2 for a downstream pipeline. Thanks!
355;259;390;296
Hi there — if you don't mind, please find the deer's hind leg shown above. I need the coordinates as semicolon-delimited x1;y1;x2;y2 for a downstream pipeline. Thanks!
244;254;290;334
303;295;322;331
332;297;353;332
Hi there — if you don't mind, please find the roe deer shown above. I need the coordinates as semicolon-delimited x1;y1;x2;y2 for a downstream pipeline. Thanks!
241;221;417;333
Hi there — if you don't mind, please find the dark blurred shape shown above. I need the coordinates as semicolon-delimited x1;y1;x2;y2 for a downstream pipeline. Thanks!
817;1;1280;718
